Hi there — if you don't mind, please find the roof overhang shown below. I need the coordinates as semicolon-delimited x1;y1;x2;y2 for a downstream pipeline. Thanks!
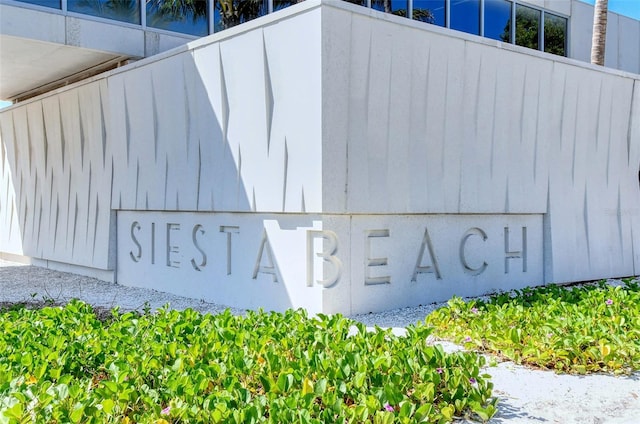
0;34;128;101
0;1;147;101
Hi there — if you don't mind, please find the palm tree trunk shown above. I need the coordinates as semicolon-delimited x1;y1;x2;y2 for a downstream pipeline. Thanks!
590;0;608;66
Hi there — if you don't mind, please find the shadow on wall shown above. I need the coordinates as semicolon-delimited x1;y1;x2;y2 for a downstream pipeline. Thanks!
0;79;115;269
107;15;322;310
0;5;323;311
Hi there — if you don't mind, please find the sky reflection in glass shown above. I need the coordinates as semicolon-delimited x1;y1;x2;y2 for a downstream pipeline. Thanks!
14;0;60;8
413;0;444;26
371;0;408;15
450;0;480;35
413;0;446;26
484;0;511;42
147;0;208;36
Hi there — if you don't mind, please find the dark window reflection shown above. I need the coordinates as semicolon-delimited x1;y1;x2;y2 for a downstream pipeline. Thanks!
515;4;540;50
274;0;305;12
544;13;567;56
450;0;480;35
214;0;267;32
413;0;444;26
484;0;511;42
341;0;366;6
372;0;409;18
147;0;208;36
14;0;61;8
68;0;140;24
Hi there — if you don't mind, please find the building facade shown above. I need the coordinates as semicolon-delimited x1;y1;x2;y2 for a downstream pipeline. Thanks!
0;0;639;313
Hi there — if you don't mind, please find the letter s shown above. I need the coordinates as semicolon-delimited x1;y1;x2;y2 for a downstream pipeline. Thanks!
130;221;142;262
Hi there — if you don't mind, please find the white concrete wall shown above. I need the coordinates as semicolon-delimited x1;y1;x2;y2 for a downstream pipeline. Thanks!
0;2;324;269
0;80;114;269
321;2;640;285
0;123;22;256
0;0;638;313
109;8;322;214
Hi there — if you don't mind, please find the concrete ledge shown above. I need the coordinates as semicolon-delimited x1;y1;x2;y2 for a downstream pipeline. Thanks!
30;258;115;283
0;252;31;265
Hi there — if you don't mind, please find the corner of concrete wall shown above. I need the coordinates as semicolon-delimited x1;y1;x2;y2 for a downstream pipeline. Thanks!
320;4;351;213
630;79;640;276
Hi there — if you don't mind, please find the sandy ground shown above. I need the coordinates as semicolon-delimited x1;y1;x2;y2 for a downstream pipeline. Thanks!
1;260;639;423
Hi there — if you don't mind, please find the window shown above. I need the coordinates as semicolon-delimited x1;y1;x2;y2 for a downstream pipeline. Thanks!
413;0;445;26
372;0;410;18
544;13;567;57
214;0;267;32
67;0;140;25
341;0;366;6
274;0;307;12
147;0;208;36
515;4;540;50
450;0;480;36
14;0;60;8
484;0;511;42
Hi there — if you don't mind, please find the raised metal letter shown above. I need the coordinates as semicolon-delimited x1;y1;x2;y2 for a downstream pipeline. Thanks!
191;224;207;271
306;230;342;288
220;226;239;275
365;229;390;285
129;221;142;262
252;230;279;283
459;227;488;276
166;223;180;268
151;222;155;265
412;227;442;281
504;226;527;273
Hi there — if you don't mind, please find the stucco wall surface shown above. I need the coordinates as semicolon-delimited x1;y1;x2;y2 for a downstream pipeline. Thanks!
321;2;640;285
0;3;323;271
0;81;113;268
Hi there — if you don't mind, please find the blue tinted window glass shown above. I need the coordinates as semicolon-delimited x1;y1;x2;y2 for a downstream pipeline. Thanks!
413;0;444;26
484;0;511;42
214;0;267;32
372;0;410;18
14;0;61;9
147;0;208;36
451;0;480;35
544;13;567;56
68;0;140;24
515;4;540;50
341;0;366;6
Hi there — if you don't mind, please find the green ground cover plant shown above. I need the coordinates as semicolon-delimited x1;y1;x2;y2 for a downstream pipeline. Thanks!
0;302;496;423
426;278;640;375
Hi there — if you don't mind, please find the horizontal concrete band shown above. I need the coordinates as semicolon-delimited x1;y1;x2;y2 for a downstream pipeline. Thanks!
117;211;542;314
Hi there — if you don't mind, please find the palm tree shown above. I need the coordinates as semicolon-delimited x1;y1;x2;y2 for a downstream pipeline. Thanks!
590;0;608;66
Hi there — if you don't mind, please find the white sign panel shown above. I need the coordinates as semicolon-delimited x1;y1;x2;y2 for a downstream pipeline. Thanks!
117;211;543;314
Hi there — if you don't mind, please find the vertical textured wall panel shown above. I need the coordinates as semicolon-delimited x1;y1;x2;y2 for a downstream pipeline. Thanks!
0;80;113;269
0;113;23;255
0;2;637;291
322;5;640;283
110;9;323;213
